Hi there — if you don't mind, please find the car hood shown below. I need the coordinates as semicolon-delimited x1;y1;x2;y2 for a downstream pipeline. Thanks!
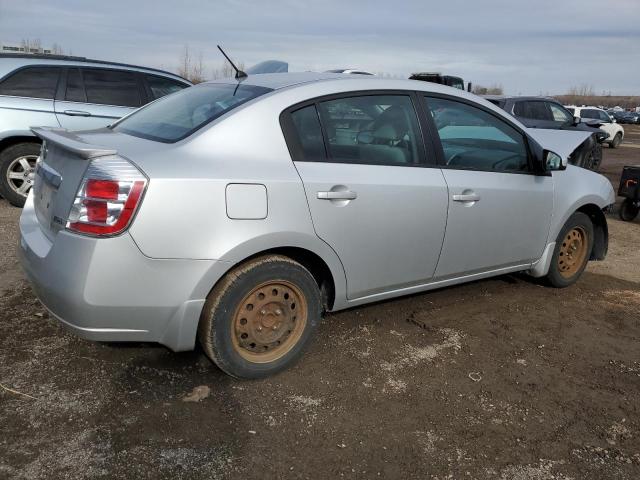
526;128;593;160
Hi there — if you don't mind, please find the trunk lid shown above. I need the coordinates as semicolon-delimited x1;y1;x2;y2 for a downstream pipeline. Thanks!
31;127;117;240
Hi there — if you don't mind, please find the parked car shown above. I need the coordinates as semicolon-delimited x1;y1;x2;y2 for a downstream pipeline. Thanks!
485;96;606;171
0;54;191;206
325;69;374;75
566;106;624;148
20;73;614;378
620;111;640;124
409;72;466;90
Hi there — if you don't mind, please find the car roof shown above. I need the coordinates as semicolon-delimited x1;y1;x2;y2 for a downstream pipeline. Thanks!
0;53;190;84
205;72;359;89
484;95;557;102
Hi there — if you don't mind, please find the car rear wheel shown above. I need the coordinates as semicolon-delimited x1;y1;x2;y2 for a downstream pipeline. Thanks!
619;198;639;222
610;133;622;149
198;255;322;378
0;142;41;207
545;212;594;288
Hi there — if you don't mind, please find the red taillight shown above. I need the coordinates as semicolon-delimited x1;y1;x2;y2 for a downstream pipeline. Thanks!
67;157;147;237
86;179;119;200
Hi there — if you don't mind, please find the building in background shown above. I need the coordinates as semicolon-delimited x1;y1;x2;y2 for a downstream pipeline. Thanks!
1;41;59;55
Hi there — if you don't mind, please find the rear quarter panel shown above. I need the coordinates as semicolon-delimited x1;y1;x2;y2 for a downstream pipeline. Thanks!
0;96;59;140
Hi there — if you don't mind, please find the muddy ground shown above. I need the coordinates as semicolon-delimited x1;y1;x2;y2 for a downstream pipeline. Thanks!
1;127;639;480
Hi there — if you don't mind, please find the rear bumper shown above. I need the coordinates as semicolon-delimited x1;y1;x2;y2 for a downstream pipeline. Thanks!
18;193;224;351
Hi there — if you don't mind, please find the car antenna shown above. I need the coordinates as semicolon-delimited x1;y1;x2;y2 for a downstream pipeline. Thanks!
217;45;247;80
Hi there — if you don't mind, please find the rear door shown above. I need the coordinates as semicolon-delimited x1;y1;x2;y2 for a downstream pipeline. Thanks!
424;95;553;278
282;93;449;300
55;67;144;130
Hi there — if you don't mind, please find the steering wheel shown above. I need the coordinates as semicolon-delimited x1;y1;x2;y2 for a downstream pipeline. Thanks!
491;153;524;170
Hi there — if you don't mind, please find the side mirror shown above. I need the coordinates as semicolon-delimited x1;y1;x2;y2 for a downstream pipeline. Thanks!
573;116;582;125
612;118;617;123
545;150;567;171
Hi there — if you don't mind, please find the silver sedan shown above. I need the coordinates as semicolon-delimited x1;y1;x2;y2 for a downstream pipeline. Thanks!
19;73;614;378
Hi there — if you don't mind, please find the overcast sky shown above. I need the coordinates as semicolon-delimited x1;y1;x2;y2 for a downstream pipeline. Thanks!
1;0;639;94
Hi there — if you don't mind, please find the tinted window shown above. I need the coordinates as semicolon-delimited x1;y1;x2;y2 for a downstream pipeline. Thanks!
426;96;528;172
513;101;551;121
316;95;423;166
599;110;612;122
0;67;60;99
145;75;189;99
113;83;271;143
82;68;141;107
290;105;326;161
581;108;600;120
548;103;572;123
65;68;86;102
565;107;575;115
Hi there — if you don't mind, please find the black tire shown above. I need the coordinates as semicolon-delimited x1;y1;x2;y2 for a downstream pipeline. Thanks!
198;255;322;379
585;143;602;171
619;198;639;222
545;212;594;288
610;133;622;149
0;142;41;207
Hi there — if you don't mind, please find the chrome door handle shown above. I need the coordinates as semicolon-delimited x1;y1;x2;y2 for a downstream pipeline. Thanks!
317;191;357;200
452;193;480;202
64;110;91;117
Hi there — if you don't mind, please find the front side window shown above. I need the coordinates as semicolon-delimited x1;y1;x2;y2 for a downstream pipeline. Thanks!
425;96;529;172
315;95;423;166
581;108;600;120
113;83;271;143
513;101;552;121
599;110;612;122
548;103;573;123
81;68;141;107
145;75;189;99
0;67;61;99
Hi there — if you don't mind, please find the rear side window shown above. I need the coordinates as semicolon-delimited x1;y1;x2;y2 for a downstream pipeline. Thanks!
145;75;189;99
0;66;61;99
513;101;551;121
290;105;326;161
316;95;423;166
81;68;142;107
113;83;272;143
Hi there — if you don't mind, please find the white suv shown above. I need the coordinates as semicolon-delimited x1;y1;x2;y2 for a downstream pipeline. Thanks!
565;106;624;148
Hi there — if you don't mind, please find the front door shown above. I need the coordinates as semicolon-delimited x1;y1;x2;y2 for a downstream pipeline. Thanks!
283;94;449;299
423;95;553;278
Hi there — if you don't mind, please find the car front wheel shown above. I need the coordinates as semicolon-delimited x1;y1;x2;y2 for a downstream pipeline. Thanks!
610;132;622;149
0;142;41;207
545;212;594;288
198;255;322;378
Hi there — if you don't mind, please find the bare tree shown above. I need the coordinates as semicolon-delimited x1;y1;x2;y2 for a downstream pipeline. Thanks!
212;59;245;80
51;43;64;55
177;45;206;84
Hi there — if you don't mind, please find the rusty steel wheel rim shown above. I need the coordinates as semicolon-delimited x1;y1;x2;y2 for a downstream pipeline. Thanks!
231;280;307;363
558;226;589;278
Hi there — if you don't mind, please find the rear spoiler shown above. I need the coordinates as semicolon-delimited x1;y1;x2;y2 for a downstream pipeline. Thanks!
31;127;117;159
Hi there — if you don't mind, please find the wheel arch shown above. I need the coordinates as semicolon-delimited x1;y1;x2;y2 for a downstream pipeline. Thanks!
0;135;41;154
576;203;608;260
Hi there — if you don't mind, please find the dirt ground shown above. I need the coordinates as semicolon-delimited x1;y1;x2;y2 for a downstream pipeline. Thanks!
1;128;639;480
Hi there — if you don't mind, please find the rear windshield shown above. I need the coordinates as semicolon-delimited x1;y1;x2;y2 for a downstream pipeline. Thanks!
113;83;272;143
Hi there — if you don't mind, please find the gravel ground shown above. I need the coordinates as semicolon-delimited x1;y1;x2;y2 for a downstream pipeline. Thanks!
1;128;639;480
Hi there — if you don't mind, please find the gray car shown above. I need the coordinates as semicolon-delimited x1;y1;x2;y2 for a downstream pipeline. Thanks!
19;73;614;378
0;54;190;206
